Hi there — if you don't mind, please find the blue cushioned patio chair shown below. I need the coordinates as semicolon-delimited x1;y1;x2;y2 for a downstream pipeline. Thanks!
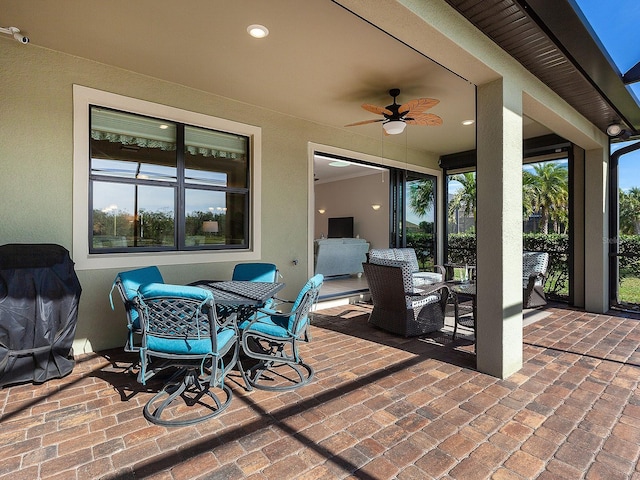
232;262;279;282
240;274;323;391
134;282;239;426
110;266;164;353
232;262;279;309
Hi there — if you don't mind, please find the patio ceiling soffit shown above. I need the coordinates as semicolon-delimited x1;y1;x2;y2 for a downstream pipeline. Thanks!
443;0;640;135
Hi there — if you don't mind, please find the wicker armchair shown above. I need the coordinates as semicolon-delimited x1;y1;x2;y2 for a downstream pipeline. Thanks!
368;248;445;286
523;251;549;308
363;261;449;337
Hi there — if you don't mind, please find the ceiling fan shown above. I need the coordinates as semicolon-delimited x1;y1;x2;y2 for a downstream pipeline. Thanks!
345;88;442;135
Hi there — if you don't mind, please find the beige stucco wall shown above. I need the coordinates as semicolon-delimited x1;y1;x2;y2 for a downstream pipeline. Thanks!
0;40;439;353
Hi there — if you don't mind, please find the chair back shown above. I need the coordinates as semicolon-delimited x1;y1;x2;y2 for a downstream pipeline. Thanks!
289;274;324;334
232;263;278;282
368;248;420;273
137;283;222;356
523;251;549;285
367;257;415;293
363;262;410;311
111;266;164;329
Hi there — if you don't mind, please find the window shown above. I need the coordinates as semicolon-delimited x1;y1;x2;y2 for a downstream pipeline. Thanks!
73;85;262;270
90;107;249;252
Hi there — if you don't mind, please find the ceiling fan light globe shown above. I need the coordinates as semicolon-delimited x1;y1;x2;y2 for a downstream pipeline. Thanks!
383;120;406;135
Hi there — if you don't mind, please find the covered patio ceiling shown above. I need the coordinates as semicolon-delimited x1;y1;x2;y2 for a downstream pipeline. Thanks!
3;0;638;173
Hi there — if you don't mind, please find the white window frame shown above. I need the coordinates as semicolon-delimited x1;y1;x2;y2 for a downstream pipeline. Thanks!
73;85;261;270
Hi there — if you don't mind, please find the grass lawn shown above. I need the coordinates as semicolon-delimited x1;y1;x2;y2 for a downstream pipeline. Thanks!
619;276;640;304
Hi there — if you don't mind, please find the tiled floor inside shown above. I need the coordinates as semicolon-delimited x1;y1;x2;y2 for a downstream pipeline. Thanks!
2;303;640;479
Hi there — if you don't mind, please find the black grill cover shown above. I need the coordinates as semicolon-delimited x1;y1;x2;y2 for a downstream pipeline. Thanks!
0;244;82;387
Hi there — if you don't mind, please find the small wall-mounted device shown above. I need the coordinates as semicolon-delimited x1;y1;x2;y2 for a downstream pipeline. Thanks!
0;26;29;44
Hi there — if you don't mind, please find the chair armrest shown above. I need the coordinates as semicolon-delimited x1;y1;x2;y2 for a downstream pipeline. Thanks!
267;297;293;313
217;312;238;330
433;265;446;277
414;283;449;297
410;284;450;311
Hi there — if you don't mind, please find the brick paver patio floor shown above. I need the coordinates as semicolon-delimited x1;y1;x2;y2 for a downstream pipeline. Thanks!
1;303;640;479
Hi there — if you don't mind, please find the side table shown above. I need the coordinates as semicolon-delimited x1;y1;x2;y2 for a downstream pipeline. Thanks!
450;282;476;340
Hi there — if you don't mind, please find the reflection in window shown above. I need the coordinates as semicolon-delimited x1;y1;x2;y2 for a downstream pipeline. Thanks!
89;106;250;253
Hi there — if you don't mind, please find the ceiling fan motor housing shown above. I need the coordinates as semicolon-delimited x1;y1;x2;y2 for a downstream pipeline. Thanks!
385;89;402;120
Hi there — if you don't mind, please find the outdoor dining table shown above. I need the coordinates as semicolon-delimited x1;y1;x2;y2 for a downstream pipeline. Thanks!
188;280;285;322
189;279;286;389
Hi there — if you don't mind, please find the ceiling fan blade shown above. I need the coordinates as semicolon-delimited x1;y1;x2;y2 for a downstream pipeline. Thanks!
361;104;393;116
344;118;385;127
405;113;443;126
399;98;440;115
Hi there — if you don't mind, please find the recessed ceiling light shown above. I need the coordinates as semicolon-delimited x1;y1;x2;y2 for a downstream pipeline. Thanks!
247;24;269;38
462;120;475;126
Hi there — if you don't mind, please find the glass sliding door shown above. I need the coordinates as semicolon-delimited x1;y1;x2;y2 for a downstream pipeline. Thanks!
523;159;570;302
390;170;438;270
611;139;640;310
445;170;476;267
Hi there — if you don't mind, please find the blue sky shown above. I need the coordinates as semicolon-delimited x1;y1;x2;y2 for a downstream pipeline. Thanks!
573;0;640;191
573;0;640;95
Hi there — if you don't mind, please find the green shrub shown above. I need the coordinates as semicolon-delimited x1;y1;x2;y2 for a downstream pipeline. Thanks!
619;235;640;278
406;232;435;269
447;233;569;298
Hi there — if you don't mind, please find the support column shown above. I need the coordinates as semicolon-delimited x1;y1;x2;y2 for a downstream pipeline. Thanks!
584;147;609;313
475;78;523;378
571;147;586;308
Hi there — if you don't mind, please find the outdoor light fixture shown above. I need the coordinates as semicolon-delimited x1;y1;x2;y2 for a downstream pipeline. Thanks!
247;24;269;38
318;209;326;214
461;119;475;126
607;123;623;137
371;204;381;211
0;26;29;44
382;121;406;135
607;123;632;140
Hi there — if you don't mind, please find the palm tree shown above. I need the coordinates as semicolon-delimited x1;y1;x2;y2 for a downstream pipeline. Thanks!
448;172;476;224
526;162;568;234
620;187;640;234
409;178;435;216
522;170;537;220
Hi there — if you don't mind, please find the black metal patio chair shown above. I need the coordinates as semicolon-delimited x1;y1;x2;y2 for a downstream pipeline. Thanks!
240;274;323;391
134;282;239;426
